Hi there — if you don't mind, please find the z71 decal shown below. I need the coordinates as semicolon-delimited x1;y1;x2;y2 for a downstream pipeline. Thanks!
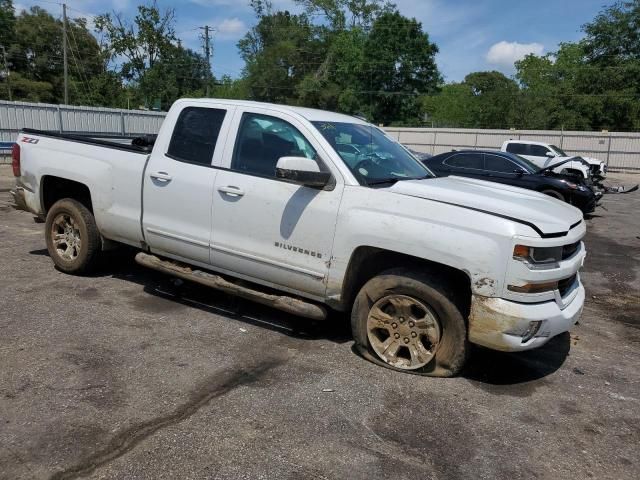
21;137;39;144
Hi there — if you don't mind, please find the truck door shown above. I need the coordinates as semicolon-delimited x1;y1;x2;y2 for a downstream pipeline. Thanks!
210;108;343;298
142;104;234;264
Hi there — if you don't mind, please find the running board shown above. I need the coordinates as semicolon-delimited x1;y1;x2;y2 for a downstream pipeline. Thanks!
135;252;327;321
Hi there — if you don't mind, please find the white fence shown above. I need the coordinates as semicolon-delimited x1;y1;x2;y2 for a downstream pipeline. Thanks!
385;127;640;171
0;100;166;143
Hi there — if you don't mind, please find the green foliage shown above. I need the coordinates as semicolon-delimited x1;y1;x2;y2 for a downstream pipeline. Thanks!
0;0;15;48
422;72;518;128
239;9;321;103
94;1;177;82
364;11;440;125
240;2;441;125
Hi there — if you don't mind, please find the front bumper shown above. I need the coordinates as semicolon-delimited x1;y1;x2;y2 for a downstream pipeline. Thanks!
569;188;597;214
468;282;585;352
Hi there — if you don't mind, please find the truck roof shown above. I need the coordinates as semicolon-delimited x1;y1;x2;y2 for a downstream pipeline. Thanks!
504;140;555;147
176;98;368;125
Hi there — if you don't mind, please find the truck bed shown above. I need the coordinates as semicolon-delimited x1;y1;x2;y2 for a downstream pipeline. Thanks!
16;128;151;247
21;128;153;154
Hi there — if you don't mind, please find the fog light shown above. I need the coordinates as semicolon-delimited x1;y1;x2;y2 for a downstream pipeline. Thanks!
522;321;543;343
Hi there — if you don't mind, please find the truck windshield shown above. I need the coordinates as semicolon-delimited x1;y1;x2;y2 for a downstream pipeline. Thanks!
550;145;568;156
312;121;432;186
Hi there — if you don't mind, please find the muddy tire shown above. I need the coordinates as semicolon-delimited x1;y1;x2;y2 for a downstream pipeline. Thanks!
351;268;468;377
541;189;565;201
45;198;101;274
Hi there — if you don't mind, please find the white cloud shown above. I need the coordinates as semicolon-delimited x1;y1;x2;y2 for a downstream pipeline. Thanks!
214;17;248;39
486;41;544;68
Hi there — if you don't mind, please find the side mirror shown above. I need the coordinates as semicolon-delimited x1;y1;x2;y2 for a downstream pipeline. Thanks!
513;168;526;177
275;156;331;189
545;151;556;158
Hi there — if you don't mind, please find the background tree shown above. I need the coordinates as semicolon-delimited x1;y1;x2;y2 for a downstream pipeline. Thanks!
94;1;177;83
364;11;440;125
238;6;321;103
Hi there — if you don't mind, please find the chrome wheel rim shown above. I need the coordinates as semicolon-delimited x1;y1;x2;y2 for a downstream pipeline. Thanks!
367;294;441;370
51;213;82;261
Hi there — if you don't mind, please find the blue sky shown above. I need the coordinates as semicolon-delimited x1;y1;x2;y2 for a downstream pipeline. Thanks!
17;0;616;82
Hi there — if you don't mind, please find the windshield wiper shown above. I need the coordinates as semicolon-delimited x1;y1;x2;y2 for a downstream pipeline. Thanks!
367;178;401;186
367;175;430;186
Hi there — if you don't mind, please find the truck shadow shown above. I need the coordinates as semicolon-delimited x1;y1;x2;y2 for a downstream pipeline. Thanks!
29;247;571;382
463;332;571;388
85;248;353;344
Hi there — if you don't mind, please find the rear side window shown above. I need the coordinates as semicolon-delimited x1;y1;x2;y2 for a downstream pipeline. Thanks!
505;142;526;155
167;107;226;165
529;144;551;157
485;154;517;173
445;153;483;169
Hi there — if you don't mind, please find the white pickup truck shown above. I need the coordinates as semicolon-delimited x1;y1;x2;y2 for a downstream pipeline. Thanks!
501;140;607;182
11;99;587;376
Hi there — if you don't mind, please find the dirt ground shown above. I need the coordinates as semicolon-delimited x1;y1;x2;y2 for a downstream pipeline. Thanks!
0;165;638;480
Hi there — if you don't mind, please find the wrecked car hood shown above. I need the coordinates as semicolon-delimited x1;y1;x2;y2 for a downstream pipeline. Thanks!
581;156;605;166
388;176;583;236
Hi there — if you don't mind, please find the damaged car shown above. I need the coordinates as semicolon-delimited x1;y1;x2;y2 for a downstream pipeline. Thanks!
423;150;599;214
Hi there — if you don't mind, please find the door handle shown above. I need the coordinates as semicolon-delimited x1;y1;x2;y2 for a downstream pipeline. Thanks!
150;171;172;182
217;185;245;197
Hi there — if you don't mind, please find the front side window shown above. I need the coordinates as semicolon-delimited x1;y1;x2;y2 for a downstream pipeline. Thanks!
485;154;517;173
312;121;430;185
445;153;483;170
232;113;318;178
167;107;226;165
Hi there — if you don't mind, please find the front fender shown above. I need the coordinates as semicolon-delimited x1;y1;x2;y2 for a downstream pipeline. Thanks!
325;187;522;305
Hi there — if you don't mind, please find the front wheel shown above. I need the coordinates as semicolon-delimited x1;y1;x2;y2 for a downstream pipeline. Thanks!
45;198;101;274
351;268;468;377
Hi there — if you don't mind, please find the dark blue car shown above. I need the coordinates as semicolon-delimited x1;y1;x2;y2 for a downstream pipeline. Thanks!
423;150;598;214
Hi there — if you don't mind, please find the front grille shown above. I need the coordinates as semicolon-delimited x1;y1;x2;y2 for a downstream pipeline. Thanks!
558;274;577;297
562;241;580;260
590;164;605;178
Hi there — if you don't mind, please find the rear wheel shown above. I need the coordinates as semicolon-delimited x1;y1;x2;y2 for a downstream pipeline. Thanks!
351;268;468;377
541;189;565;201
45;198;101;274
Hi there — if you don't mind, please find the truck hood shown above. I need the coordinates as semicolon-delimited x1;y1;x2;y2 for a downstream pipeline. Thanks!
387;176;583;237
550;155;603;168
580;156;605;166
537;157;587;174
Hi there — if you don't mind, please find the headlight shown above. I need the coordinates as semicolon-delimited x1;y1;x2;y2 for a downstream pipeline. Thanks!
560;179;578;189
513;244;562;269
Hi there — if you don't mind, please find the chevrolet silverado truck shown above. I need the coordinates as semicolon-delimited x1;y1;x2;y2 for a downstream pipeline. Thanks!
11;99;587;376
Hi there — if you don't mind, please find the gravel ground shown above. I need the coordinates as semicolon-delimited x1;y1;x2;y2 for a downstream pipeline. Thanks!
0;165;638;480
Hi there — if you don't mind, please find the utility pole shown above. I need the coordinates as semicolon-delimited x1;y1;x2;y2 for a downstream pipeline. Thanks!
200;25;213;97
62;3;68;104
0;46;11;101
